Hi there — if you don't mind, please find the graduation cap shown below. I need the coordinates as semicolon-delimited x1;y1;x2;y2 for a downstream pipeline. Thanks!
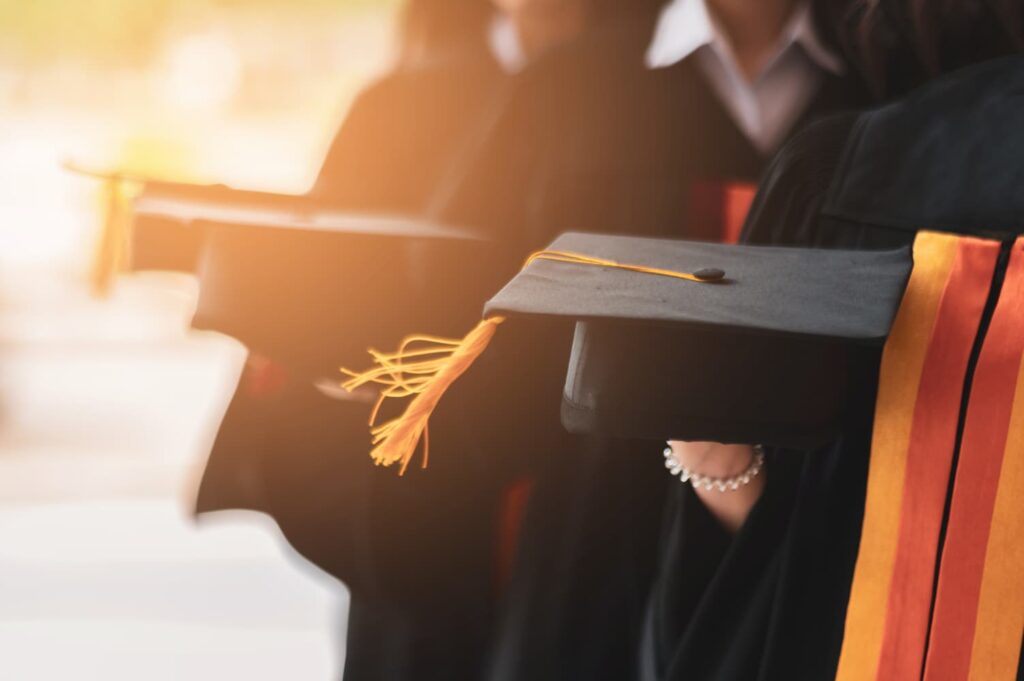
66;161;509;373
191;208;502;375
151;195;501;374
63;162;288;288
342;232;913;472
128;177;308;275
126;178;507;375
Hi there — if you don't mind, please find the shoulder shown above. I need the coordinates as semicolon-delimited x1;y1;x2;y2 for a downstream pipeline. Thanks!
824;53;1024;236
742;113;860;246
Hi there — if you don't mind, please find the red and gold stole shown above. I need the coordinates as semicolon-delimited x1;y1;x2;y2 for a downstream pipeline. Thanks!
924;236;1024;681
836;232;1024;681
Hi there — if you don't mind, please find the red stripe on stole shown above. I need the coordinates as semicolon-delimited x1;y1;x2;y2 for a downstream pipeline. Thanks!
875;238;1000;681
924;240;1024;680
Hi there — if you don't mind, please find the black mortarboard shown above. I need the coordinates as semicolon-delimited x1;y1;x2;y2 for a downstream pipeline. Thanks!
130;186;508;374
343;232;912;472
485;232;912;448
128;180;271;274
68;161;509;372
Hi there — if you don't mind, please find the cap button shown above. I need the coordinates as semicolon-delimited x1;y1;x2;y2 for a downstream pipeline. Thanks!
693;267;725;282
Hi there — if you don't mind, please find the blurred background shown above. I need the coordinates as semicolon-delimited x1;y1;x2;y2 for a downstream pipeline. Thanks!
0;1;399;678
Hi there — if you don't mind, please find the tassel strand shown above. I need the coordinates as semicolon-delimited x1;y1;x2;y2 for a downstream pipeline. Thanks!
342;317;505;474
340;248;718;474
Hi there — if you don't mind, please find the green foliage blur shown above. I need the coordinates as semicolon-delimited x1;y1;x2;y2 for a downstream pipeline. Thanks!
0;0;399;65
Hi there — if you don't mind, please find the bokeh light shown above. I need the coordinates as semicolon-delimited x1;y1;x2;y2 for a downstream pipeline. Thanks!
157;32;244;116
0;2;399;679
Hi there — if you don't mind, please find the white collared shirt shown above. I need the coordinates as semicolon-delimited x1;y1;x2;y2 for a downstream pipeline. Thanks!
489;14;528;74
646;0;844;154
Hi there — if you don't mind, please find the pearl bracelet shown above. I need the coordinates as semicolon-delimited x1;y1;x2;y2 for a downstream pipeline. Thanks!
663;444;765;492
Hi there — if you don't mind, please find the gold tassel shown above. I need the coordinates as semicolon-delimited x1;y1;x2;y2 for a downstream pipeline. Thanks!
90;176;140;297
340;248;720;474
341;317;505;475
523;249;715;283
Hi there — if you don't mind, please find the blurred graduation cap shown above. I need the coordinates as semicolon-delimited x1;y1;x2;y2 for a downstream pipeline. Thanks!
64;161;265;291
186;199;497;376
128;178;324;275
66;161;500;374
66;160;479;273
343;232;912;472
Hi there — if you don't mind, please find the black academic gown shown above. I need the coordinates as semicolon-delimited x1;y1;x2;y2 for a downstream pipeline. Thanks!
419;27;868;680
191;47;510;372
198;21;866;681
644;54;1024;681
195;45;513;681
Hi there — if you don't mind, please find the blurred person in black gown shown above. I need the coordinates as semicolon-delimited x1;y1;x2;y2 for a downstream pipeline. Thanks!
195;3;515;680
410;1;872;678
207;0;872;678
193;1;662;679
200;0;873;678
640;1;1024;679
219;2;873;680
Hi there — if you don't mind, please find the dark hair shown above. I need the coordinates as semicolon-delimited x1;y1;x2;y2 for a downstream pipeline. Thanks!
825;0;1024;98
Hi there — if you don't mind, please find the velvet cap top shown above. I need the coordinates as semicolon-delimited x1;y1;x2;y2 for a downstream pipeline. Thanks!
486;231;910;341
484;232;913;447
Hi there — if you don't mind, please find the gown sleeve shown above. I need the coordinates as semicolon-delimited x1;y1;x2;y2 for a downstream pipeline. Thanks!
645;113;888;681
742;112;914;252
195;59;515;608
310;77;408;204
311;61;506;213
742;113;860;247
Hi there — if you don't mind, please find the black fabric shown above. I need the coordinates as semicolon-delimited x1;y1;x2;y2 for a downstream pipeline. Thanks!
423;29;868;681
440;28;868;253
821;54;1024;239
197;382;374;583
482;231;910;446
191;51;512;372
486;233;910;341
342;595;491;681
484;436;668;681
646;54;1024;681
194;44;513;681
643;118;907;681
194;380;274;517
441;33;766;253
196;17;868;681
194;226;501;377
563;320;851;448
198;380;500;680
127;181;294;274
310;53;507;211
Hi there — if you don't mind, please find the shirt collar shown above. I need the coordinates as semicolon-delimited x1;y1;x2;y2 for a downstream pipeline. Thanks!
488;14;528;74
645;0;844;76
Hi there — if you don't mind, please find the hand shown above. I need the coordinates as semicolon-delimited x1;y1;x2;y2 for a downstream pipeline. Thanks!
666;441;766;533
